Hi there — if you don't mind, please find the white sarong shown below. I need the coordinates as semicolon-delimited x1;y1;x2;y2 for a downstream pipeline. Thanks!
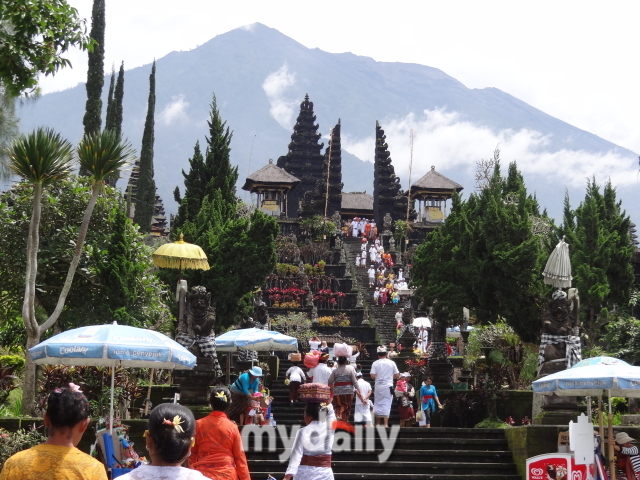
374;383;393;417
354;401;372;424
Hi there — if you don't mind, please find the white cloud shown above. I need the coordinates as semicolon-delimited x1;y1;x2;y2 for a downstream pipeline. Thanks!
342;109;638;190
159;94;189;126
239;23;256;31
262;64;297;130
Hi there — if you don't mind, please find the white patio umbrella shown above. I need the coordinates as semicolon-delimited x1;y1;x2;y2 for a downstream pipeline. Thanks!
542;237;573;288
412;317;432;328
532;357;638;479
29;322;196;435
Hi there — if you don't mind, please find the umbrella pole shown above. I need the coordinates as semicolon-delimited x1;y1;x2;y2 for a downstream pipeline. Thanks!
110;366;115;437
144;369;155;417
599;396;604;444
608;392;616;480
226;352;231;385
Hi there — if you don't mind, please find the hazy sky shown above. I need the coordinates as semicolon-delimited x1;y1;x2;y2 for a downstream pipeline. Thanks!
39;0;640;157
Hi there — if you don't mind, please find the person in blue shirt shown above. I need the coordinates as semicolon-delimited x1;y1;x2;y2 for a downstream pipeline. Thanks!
228;366;263;425
418;377;442;428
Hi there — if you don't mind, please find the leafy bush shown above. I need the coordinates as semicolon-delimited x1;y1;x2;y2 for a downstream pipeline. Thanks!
0;355;25;373
271;312;318;349
0;427;46;466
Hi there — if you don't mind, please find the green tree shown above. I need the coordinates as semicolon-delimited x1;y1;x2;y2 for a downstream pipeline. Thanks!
80;0;105;148
173;94;236;230
133;61;156;233
104;63;115;130
178;196;278;328
413;153;551;342
561;179;635;350
5;128;134;414
0;177;172;338
105;61;125;186
0;0;92;97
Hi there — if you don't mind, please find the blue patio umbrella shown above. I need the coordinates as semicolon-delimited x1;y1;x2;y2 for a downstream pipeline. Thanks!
533;357;640;479
214;328;298;352
29;322;196;434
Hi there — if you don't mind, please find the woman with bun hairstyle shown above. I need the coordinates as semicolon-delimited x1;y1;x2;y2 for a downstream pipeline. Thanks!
0;384;107;480
190;387;250;480
119;403;206;480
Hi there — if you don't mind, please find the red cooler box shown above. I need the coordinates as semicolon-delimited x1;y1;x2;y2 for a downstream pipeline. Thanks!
526;453;595;480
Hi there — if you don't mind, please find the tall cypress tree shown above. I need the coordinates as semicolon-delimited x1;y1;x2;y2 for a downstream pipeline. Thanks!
105;62;125;187
133;61;156;233
80;0;105;174
112;62;125;139
104;64;115;129
173;94;237;231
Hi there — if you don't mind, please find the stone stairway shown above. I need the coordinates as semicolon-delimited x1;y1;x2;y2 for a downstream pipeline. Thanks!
250;359;519;478
344;237;399;345
244;423;520;479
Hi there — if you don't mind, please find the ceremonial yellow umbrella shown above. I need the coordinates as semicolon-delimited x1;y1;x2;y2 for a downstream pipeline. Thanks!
150;233;210;413
152;233;210;279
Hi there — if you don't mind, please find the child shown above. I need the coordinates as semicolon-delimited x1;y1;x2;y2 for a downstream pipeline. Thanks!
354;372;373;426
373;288;380;305
368;265;376;287
246;392;265;425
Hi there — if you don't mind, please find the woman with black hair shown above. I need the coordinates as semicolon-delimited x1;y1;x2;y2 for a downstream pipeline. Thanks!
328;356;362;422
190;387;250;480
119;403;206;480
284;402;336;480
0;384;107;480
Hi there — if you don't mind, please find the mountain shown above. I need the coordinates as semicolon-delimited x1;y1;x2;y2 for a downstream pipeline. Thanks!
16;23;639;224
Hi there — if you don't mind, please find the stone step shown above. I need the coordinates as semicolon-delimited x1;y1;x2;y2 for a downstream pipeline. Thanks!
248;460;517;474
250;473;521;480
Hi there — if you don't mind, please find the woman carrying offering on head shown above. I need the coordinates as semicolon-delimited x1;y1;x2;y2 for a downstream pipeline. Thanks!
119;403;206;480
328;356;362;422
284;402;336;480
228;366;263;425
0;384;107;480
190;387;251;480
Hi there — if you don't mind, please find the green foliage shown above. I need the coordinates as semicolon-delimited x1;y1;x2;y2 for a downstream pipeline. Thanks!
0;0;93;97
271;312;318;348
602;315;640;364
173;94;237;231
180;198;278;328
474;418;510;428
300;216;336;241
5;127;73;185
275;263;299;276
393;219;411;247
560;180;635;349
413;154;551;342
133;61;156;233
169;97;274;329
76;129;135;183
0;355;24;373
104;62;125;189
0;177;172;341
0;428;46;464
38;365;142;418
80;0;105;142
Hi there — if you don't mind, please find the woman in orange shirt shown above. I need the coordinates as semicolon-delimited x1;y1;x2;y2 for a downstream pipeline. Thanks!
190;387;251;480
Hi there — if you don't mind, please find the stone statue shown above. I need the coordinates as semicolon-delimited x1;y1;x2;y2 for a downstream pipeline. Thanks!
294;246;301;264
383;213;393;233
174;285;223;393
298;260;305;275
332;210;341;230
311;305;319;324
538;289;581;375
389;236;396;253
335;235;342;250
182;286;215;338
356;291;364;308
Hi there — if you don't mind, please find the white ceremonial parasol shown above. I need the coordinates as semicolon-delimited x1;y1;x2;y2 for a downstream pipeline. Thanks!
542;237;573;288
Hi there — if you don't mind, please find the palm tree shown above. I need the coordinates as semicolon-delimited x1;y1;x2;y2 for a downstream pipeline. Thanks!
7;128;135;414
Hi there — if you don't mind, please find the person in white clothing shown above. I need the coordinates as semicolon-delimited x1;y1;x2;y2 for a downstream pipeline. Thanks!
351;218;359;237
367;266;376;287
369;346;399;427
354;372;373;426
307;353;333;385
397;268;404;281
309;336;321;351
286;362;306;404
284;402;336;480
417;327;429;354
